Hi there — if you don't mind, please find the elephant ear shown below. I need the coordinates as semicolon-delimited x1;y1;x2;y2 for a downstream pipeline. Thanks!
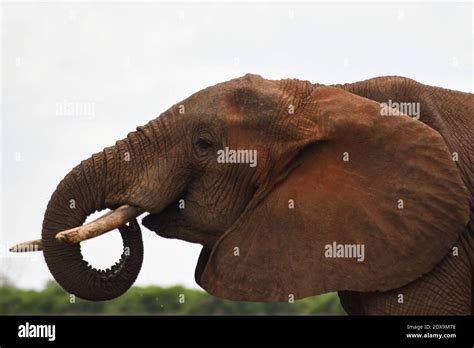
198;86;470;302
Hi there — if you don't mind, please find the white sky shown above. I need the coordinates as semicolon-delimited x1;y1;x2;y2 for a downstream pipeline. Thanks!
1;1;472;290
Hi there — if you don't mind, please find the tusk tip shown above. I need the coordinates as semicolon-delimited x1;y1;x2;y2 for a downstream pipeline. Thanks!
9;239;43;252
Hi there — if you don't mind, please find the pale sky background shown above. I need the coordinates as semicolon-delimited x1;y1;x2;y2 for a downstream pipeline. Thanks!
1;1;472;290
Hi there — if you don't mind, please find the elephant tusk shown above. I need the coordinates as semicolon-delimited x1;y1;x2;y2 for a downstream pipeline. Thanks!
55;205;144;244
9;239;43;252
9;205;144;252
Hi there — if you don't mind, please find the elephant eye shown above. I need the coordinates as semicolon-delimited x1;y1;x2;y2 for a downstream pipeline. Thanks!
194;137;213;151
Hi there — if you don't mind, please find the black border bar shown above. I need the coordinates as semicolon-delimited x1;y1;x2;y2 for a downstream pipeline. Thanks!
0;315;473;345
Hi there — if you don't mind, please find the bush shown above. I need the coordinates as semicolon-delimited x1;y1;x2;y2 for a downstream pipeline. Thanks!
0;282;346;315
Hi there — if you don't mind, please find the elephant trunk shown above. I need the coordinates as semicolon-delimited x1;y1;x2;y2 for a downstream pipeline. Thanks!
41;122;160;301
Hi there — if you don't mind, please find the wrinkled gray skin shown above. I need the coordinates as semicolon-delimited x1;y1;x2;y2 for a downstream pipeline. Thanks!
41;75;473;314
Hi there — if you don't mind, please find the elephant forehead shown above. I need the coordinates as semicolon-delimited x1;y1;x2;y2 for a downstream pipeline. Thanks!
226;125;271;149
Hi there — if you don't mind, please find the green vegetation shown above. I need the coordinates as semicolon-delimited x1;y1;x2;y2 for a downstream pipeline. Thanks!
0;281;345;315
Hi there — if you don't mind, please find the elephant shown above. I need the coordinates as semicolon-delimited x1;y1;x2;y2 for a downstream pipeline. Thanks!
11;74;473;315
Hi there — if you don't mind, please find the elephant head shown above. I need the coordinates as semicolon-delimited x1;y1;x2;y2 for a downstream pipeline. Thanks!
11;74;470;302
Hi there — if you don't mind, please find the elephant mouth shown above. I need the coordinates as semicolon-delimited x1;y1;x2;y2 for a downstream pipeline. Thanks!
142;207;181;239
